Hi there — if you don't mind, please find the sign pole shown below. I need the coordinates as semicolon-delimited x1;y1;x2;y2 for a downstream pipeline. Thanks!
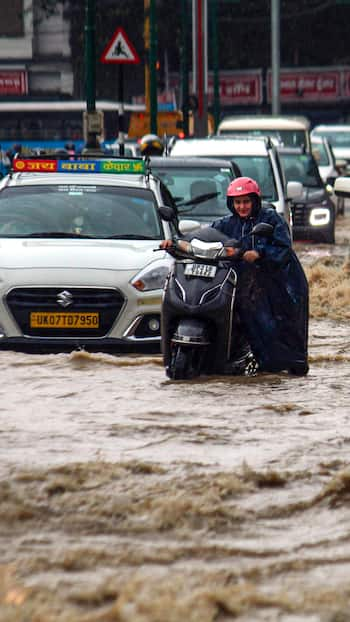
84;0;102;152
118;65;125;155
271;0;281;114
192;0;208;137
100;27;140;143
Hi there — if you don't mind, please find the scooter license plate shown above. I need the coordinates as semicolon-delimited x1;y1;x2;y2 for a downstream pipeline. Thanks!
184;263;217;278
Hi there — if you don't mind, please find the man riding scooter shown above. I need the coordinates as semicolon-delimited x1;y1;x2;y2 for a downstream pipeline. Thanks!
161;176;309;376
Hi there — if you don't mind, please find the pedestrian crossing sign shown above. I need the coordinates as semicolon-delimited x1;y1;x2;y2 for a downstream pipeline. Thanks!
100;27;140;65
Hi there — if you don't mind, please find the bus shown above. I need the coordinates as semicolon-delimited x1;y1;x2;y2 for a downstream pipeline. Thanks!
0;99;144;154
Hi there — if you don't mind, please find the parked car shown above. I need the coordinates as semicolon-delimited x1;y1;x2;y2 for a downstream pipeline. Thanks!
216;115;311;151
149;156;239;224
0;155;179;352
277;146;336;244
169;135;303;229
311;124;350;170
311;134;344;216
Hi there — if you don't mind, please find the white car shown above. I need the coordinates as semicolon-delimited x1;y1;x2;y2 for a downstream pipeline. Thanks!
0;156;177;352
169;136;303;229
311;124;350;170
216;114;311;151
311;135;344;215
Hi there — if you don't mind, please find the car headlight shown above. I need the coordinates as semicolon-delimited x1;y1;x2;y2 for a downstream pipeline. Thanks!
309;207;331;226
131;257;173;292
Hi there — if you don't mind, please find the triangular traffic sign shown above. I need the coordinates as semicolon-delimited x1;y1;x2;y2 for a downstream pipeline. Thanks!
100;27;140;65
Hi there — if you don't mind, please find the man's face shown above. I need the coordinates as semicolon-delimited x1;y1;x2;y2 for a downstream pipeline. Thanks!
233;194;253;219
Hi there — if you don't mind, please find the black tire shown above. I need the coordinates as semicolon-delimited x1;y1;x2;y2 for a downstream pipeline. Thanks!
167;345;203;380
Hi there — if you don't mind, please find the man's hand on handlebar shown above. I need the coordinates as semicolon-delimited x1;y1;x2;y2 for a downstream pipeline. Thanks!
225;247;260;262
242;250;260;263
159;239;174;249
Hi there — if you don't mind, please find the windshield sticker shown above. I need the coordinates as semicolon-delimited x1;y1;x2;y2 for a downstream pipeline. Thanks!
57;185;97;193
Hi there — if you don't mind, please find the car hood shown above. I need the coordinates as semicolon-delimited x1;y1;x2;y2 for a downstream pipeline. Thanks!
297;187;327;204
0;238;164;271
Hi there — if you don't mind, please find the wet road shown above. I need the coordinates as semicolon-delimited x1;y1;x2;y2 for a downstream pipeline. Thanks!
0;210;349;621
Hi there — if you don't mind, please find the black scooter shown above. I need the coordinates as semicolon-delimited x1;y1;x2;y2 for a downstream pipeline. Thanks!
160;222;273;380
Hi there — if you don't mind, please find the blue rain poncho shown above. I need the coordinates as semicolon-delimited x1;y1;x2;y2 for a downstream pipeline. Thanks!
212;204;309;374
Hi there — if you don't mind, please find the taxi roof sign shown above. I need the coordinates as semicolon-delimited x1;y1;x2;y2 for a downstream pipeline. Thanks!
13;158;146;174
100;28;140;65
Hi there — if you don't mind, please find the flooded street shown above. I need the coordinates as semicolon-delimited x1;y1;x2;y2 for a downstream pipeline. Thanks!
0;212;349;621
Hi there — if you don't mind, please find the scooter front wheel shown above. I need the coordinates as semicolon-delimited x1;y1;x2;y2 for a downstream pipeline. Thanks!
167;345;203;380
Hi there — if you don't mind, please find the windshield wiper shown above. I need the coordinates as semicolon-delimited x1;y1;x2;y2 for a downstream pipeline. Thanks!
176;191;219;208
106;234;155;240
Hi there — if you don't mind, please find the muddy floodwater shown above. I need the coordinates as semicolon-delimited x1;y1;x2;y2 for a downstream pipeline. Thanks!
0;211;349;622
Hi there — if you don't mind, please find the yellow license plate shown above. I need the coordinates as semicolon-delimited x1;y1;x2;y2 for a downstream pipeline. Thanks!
30;312;99;329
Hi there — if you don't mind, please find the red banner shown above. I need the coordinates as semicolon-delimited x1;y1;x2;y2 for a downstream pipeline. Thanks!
267;69;340;102
167;70;262;106
0;70;28;95
208;71;262;105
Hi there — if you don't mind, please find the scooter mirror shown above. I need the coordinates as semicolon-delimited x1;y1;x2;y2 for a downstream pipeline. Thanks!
251;222;274;237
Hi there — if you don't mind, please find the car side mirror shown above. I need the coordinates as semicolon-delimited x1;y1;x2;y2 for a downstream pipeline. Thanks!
286;180;303;200
334;176;350;198
158;206;176;222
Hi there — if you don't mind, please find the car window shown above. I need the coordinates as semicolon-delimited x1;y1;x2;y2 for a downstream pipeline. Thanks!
313;130;350;148
152;165;233;219
219;128;307;148
230;156;278;201
280;154;323;188
0;185;163;238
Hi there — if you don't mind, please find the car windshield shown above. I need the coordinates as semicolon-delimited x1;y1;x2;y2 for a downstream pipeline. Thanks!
0;185;163;238
152;165;233;222
313;130;350;148
280;153;323;188
228;156;278;202
220;129;306;148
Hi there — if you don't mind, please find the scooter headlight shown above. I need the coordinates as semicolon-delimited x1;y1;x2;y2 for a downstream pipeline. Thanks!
131;257;173;292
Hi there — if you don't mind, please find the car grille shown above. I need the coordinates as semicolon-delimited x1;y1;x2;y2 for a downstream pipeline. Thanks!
6;287;125;337
292;203;309;227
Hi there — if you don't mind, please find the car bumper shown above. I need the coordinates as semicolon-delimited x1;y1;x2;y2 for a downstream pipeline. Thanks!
0;335;161;353
0;282;164;353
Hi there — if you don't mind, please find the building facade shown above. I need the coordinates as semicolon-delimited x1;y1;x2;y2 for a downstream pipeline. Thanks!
0;0;73;98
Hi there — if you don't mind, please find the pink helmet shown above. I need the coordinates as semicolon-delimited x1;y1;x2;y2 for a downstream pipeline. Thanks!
227;177;261;198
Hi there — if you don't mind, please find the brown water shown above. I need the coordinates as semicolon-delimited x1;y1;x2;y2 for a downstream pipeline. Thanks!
0;213;349;622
